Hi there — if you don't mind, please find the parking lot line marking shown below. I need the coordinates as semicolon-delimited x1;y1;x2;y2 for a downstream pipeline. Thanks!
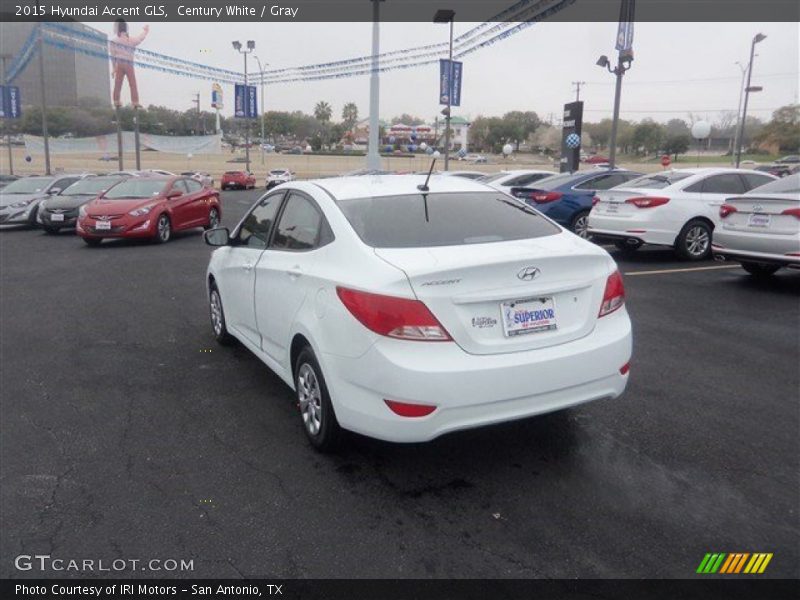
624;265;740;276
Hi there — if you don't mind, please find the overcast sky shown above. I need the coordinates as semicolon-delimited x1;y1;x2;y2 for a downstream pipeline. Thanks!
98;20;798;125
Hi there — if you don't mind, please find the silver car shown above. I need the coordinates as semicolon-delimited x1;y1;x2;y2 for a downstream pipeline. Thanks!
713;174;800;276
0;173;91;226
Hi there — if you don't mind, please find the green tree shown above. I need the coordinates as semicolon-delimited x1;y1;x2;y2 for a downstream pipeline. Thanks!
502;111;540;151
755;104;799;152
391;114;425;126
314;101;332;124
341;102;359;130
663;134;691;160
632;120;665;156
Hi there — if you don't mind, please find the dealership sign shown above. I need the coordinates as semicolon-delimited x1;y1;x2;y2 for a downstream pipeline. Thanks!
211;83;223;109
560;101;583;173
0;85;22;119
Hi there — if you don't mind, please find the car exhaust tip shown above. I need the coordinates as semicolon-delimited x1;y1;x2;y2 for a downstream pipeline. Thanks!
626;238;640;246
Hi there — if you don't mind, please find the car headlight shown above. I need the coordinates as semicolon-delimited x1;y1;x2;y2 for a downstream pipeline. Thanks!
10;198;35;209
78;205;87;218
128;205;154;217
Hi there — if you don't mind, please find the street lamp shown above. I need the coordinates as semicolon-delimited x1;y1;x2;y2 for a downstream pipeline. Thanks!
254;55;269;165
735;33;766;168
232;39;255;172
433;8;455;171
596;50;633;168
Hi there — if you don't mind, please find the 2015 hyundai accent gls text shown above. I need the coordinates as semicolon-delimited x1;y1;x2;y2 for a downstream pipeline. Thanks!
203;175;632;451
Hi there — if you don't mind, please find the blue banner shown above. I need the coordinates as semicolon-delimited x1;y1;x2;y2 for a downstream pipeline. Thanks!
615;0;635;52
439;59;463;107
234;84;257;118
0;85;22;119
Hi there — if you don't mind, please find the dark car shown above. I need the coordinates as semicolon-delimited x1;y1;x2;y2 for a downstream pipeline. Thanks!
38;176;126;233
775;155;800;164
0;174;18;190
755;164;791;178
510;169;643;238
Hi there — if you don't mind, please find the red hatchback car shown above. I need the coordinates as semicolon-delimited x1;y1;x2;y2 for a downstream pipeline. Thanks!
221;170;256;190
76;176;221;246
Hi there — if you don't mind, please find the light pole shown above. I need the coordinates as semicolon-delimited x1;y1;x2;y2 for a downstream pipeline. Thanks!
233;39;255;173
36;22;51;175
0;53;14;175
735;33;766;168
731;61;748;164
434;8;455;171
254;55;268;165
366;0;385;171
596;51;633;169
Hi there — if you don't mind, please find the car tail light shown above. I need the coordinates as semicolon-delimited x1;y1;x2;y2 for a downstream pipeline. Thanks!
598;270;625;317
781;207;800;219
786;252;800;257
336;287;452;341
619;362;630;375
531;191;563;204
592;196;601;206
384;400;437;417
719;204;738;218
625;196;670;208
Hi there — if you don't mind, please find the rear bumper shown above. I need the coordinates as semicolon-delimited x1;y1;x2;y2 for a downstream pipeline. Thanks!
321;307;632;442
712;245;800;267
588;214;677;247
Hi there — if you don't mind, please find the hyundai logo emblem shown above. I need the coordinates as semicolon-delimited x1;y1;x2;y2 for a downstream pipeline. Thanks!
517;266;540;281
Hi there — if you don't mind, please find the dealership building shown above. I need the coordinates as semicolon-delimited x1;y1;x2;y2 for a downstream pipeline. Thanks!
0;22;110;107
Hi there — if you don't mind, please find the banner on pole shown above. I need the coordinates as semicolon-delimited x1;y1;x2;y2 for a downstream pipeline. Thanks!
234;84;258;118
439;59;463;107
211;83;223;109
616;0;635;58
0;85;22;119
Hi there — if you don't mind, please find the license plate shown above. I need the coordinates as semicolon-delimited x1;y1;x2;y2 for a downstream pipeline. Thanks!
748;213;771;228
501;297;557;337
51;213;64;222
605;203;619;213
95;220;111;231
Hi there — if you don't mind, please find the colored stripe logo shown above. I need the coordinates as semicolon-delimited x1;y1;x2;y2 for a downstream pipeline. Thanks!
696;552;773;574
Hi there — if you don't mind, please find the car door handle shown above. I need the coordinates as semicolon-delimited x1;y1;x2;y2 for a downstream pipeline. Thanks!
286;266;303;278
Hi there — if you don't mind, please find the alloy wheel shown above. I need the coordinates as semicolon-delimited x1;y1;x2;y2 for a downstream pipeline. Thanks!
210;290;223;336
573;214;590;239
157;215;171;242
297;363;322;436
685;225;709;257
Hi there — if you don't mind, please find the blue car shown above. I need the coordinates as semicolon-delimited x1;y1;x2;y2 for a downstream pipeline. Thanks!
510;169;643;238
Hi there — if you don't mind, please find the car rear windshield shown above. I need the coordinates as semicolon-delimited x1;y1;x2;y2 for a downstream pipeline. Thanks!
62;177;121;196
103;179;167;199
527;172;580;190
270;170;288;175
624;172;692;189
477;173;507;184
224;171;243;175
2;177;51;194
749;173;800;194
337;192;560;248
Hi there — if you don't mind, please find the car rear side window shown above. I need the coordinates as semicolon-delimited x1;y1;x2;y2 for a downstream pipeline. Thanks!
699;174;747;194
337;192;560;248
271;193;329;251
184;179;203;193
742;173;776;191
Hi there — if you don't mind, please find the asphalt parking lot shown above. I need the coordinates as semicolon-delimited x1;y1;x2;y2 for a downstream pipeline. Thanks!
1;188;798;579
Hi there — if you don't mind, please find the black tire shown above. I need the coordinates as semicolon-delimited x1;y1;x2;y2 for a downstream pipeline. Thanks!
675;219;712;261
615;239;642;253
294;347;342;452
570;210;591;239
740;261;781;277
154;214;171;244
43;226;59;235
204;207;220;230
208;284;235;345
83;237;102;247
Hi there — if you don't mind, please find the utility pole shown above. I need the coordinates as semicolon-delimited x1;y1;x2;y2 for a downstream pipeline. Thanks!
366;0;385;170
36;23;51;175
232;40;255;173
254;56;268;165
193;92;201;134
434;8;456;171
1;54;14;175
572;81;586;102
735;33;767;168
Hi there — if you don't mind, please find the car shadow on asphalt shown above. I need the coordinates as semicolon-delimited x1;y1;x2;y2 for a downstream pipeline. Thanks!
75;229;207;249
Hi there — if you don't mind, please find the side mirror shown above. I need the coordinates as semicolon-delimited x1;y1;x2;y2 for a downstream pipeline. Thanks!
167;190;183;199
49;187;62;195
203;227;230;247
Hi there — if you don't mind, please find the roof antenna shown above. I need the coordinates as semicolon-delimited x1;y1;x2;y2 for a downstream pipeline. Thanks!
417;158;436;192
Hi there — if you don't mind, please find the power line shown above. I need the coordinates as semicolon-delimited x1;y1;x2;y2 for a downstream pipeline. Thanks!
583;72;796;86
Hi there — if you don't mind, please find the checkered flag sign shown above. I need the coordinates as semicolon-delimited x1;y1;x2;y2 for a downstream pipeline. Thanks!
566;133;581;149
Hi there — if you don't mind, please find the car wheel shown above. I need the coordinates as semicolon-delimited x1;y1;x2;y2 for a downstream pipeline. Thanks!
155;214;171;243
83;237;102;247
205;207;220;230
209;284;235;345
43;225;59;235
676;219;712;261
614;239;642;253
570;210;591;239
740;261;781;277
295;347;342;452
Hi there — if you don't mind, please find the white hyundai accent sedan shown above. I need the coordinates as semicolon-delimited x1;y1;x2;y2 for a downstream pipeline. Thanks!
204;175;632;450
588;168;777;260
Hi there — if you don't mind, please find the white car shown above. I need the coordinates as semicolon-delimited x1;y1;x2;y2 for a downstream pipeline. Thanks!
713;174;800;276
479;169;556;192
588;168;777;260
266;168;295;189
181;171;214;188
203;175;631;450
440;170;487;180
